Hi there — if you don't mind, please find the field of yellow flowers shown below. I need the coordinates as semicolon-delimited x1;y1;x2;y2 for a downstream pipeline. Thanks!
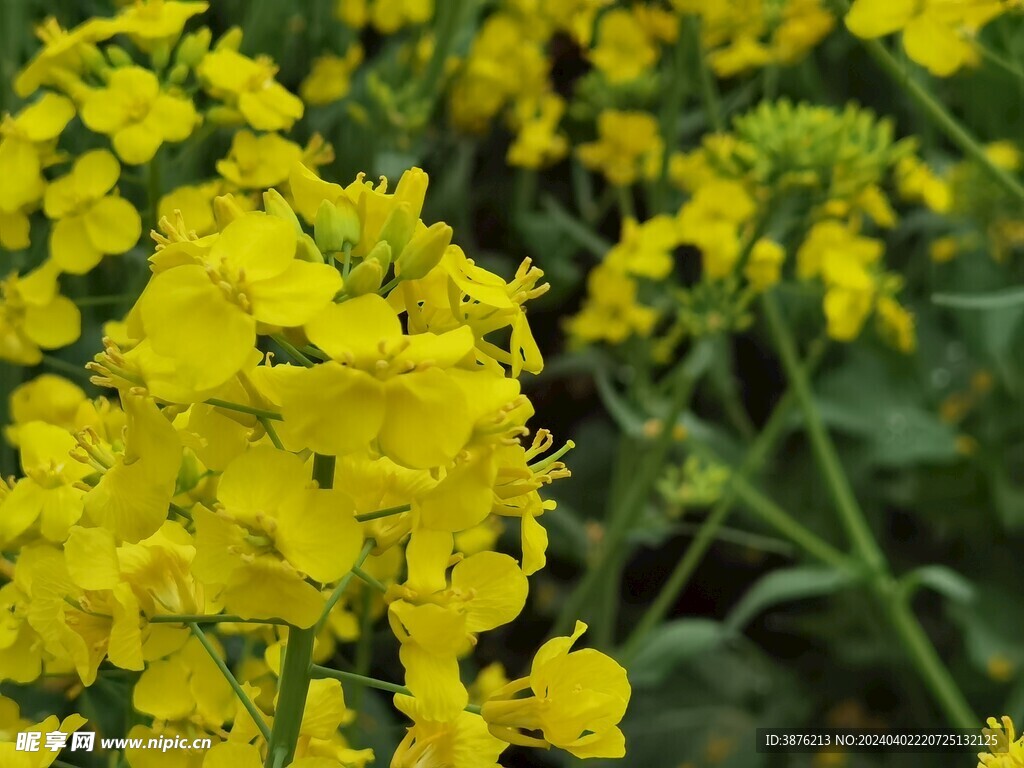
1;1;1024;767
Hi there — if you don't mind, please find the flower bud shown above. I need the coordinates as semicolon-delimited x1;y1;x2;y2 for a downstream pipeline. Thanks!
365;239;392;272
206;105;244;126
215;26;244;52
376;202;415;259
394;167;428;221
167;63;190;85
263;189;302;234
105;45;134;68
344;258;383;296
150;42;171;72
395;222;452;281
314;197;361;253
176;28;212;68
213;194;248;228
296;233;325;263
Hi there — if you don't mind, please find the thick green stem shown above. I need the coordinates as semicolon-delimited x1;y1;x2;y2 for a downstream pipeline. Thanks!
854;33;1024;206
189;623;271;742
762;294;885;571
762;292;976;728
265;454;335;767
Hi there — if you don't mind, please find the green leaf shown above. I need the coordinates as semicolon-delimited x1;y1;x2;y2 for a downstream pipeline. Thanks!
726;565;862;631
933;288;1024;310
628;619;731;688
900;565;976;604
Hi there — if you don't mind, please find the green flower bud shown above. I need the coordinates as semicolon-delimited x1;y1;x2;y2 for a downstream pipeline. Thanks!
105;45;134;68
176;28;212;68
213;194;247;228
365;239;392;272
150;42;171;72
344;258;384;296
167;63;190;85
215;26;244;52
376;202;415;259
395;222;452;281
314;197;361;253
296;232;325;263
263;189;303;235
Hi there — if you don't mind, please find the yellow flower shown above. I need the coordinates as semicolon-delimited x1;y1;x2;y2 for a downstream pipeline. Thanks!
111;0;209;51
158;181;222;237
744;238;786;292
300;47;364;105
895;156;951;213
979;716;1024;768
43;149;141;274
369;0;434;33
566;264;658;345
589;8;658;83
0;711;87;768
392;694;507;767
389;549;528;720
578;110;663;187
0;93;75;250
481;621;631;758
83;393;182;543
14;17;115;98
255;293;474;468
845;0;1007;76
198;48;304;131
506;94;568;170
192;446;364;627
216;130;303;189
0;262;80;365
875;296;916;353
81;66;199;164
606;215;681;279
138;210;341;392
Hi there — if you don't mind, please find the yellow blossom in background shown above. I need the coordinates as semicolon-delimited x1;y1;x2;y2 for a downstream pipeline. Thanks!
578;110;663;186
300;47;364;105
566;264;658;345
0;262;80;365
198;47;304;131
42;149;141;274
507;94;569;169
845;0;1008;76
589;8;658;83
216;130;303;189
81;66;199;164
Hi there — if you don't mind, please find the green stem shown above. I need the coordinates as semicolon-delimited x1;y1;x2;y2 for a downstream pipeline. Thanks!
264;454;335;767
349;586;375;732
342;242;352;280
152;614;287;625
615;185;636;220
855;33;1024;205
762;291;976;729
205;398;283;421
762;293;885;571
189;623;271;742
653;13;689;213
620;342;823;660
418;0;464;102
147;153;163;231
271;334;315;367
314;538;376;636
378;276;401;295
260;416;284;450
355;503;411;522
351;565;386;593
689;15;723;133
311;665;410;696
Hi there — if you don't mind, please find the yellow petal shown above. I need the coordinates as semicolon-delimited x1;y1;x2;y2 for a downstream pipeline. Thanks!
404;529;453;595
140;265;256;390
845;0;916;38
249;260;342;326
218;446;308;523
210;211;297;280
254;362;384;456
202;742;263;768
222;558;324;628
380;369;472;469
72;149;121;201
50;216;103;274
84;196;141;254
114;122;164;164
275;488;363;582
304;293;402;366
902;14;970;77
24;295;80;349
133;658;195;721
398;640;467;722
64;526;119;590
452;551;528;633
